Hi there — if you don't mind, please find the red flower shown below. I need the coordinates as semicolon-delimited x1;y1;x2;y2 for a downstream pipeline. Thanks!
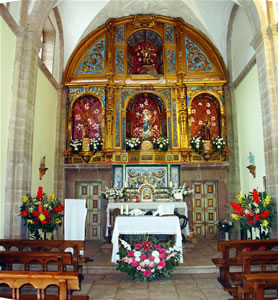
253;189;260;204
55;205;64;213
45;217;51;224
245;247;251;252
261;211;270;219
255;214;260;221
33;218;39;223
142;241;152;251
33;211;39;217
42;209;49;216
248;218;254;225
230;202;244;215
21;210;28;217
37;186;43;200
259;246;265;251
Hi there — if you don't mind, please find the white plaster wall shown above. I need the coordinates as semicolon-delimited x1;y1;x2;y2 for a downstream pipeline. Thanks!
234;64;266;193
0;17;16;238
7;1;20;25
231;6;255;81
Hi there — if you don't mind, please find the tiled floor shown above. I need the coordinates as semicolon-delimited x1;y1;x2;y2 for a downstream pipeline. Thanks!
75;238;230;299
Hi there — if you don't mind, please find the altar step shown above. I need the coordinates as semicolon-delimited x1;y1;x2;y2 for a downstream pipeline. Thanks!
83;265;218;275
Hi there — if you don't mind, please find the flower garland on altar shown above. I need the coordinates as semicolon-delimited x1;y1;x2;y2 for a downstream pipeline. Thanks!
230;189;275;239
116;236;181;281
20;186;64;239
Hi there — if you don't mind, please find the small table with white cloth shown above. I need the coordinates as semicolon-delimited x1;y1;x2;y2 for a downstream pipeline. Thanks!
111;215;183;263
106;202;189;237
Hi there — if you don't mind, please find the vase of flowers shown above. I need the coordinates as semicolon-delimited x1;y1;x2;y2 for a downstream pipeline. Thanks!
171;184;193;201
116;236;181;282
190;136;203;153
126;137;141;151
152;136;169;151
212;136;225;152
230;189;275;239
89;138;103;152
20;186;64;240
70;139;82;153
216;220;233;240
100;187;124;202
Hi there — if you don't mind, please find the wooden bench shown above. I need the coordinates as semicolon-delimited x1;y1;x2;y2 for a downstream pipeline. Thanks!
0;251;72;272
0;239;90;273
0;270;88;300
212;239;278;289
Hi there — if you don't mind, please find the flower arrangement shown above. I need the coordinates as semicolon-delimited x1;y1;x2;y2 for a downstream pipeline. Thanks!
230;189;275;239
212;136;225;152
20;186;64;240
171;184;193;199
116;236;181;281
217;219;233;232
100;187;124;200
126;137;141;151
90;138;103;152
70;139;82;153
190;136;203;153
152;136;169;151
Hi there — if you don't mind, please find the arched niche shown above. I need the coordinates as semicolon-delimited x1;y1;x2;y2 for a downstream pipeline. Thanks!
190;93;221;139
71;95;103;141
126;93;167;149
127;30;163;75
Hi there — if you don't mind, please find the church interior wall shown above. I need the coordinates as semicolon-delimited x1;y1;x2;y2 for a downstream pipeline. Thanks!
0;16;16;238
231;5;255;81
234;64;266;193
5;1;20;26
31;69;58;195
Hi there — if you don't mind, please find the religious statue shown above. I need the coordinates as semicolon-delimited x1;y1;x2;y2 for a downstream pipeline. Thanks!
199;121;211;140
142;109;153;140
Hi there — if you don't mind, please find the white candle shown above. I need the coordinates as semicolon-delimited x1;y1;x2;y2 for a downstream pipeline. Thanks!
125;204;129;215
120;204;123;215
169;182;173;188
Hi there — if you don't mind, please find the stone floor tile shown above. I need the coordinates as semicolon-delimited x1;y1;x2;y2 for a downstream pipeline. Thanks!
115;288;149;300
88;286;118;299
177;289;206;300
149;289;179;300
200;288;230;299
118;280;149;289
173;278;198;290
148;279;176;292
195;278;223;289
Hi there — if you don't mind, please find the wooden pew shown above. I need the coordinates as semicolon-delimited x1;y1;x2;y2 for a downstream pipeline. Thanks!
0;239;89;273
212;239;278;289
0;270;88;300
0;251;72;272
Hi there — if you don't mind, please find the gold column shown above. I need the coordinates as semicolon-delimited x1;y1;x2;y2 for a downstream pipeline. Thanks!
177;85;188;148
105;86;114;149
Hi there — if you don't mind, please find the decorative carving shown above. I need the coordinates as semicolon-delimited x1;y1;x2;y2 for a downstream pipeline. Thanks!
115;50;124;74
166;49;176;73
184;38;213;72
115;104;121;147
165;24;175;43
77;38;105;74
115;24;125;44
132;15;157;28
172;104;178;147
67;87;85;107
88;87;106;106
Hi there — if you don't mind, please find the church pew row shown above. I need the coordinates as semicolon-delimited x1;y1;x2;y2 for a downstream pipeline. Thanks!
0;251;72;272
212;239;278;289
0;270;88;300
0;239;90;273
227;251;278;298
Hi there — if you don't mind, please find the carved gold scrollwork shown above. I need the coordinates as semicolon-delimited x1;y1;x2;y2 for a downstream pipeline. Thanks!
132;15;157;28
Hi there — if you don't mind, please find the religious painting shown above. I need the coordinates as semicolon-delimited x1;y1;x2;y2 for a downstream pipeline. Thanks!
190;93;221;139
72;95;102;140
113;166;123;188
126;165;167;189
170;165;180;188
138;184;155;202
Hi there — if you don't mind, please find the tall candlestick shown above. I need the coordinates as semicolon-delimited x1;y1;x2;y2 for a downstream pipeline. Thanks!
125;204;129;215
120;204;123;215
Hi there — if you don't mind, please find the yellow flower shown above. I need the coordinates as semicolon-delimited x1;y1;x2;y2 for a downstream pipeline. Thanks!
264;195;271;206
39;214;46;221
262;220;269;227
49;193;55;200
236;192;244;203
55;218;61;224
22;195;28;203
27;219;34;224
231;214;240;221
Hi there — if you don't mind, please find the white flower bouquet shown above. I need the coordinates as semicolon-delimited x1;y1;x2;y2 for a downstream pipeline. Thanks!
212;136;225;152
171;184;193;199
126;137;141;151
90;138;103;152
70;139;82;153
153;136;169;151
190;136;203;153
100;187;124;200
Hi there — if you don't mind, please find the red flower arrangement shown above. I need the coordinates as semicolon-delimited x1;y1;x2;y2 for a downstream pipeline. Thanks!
20;186;64;240
231;189;274;239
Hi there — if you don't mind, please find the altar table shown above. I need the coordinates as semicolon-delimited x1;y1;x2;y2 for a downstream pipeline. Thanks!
106;202;189;236
111;216;183;263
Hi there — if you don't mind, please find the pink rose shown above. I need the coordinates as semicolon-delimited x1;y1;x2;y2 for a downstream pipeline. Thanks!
137;266;141;270
158;261;166;268
141;254;148;260
135;244;142;250
159;254;165;260
154;245;161;250
159;248;167;254
144;269;151;277
128;251;134;257
131;261;138;267
148;255;154;261
149;261;155;268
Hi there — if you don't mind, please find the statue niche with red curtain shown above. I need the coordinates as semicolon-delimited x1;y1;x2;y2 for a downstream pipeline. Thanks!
72;95;102;141
131;94;160;150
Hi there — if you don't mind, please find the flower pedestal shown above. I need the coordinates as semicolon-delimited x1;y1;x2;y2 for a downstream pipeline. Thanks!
225;232;229;241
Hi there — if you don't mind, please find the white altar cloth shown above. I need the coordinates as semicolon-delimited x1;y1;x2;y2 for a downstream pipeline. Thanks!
106;202;189;236
111;216;183;263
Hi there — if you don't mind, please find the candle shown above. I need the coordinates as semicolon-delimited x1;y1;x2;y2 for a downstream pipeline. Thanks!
120;204;123;215
169;181;173;188
125;204;129;215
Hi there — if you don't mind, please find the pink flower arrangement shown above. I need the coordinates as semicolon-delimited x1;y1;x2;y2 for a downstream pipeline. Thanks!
117;237;181;281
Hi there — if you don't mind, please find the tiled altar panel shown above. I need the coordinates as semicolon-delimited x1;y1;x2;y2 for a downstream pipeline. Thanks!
192;181;217;238
76;182;102;240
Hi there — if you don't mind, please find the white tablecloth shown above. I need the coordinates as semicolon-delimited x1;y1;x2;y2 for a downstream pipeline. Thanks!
106;202;189;236
111;216;183;263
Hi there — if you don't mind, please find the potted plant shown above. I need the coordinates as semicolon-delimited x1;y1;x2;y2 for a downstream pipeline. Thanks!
152;136;169;151
190;136;203;153
212;136;225;152
126;137;141;151
70;139;82;153
217;219;233;240
89;138;103;152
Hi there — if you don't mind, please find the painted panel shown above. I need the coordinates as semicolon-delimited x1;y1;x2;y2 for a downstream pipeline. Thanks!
170;165;180;187
115;104;121;147
172;104;178;147
115;50;124;74
166;49;176;73
165;24;175;43
113;166;123;188
116;24;125;44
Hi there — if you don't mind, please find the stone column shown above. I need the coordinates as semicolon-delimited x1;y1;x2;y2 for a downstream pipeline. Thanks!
4;28;42;238
251;27;278;235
